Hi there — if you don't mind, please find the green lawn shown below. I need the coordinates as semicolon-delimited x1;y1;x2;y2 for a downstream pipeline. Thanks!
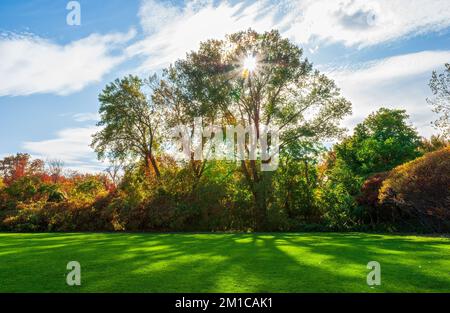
0;233;449;292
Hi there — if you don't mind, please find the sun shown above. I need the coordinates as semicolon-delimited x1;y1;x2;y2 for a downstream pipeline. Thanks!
243;54;257;73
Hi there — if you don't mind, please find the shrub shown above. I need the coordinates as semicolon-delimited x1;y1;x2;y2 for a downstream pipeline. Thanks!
318;184;356;230
4;176;41;202
379;147;450;232
38;184;66;202
356;172;389;224
1;201;47;231
71;174;109;200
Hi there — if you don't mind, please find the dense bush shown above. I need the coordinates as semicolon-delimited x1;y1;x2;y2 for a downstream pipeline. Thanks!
0;143;448;232
378;147;450;232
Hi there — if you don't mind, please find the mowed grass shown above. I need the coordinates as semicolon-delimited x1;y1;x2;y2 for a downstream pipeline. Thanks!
0;233;449;292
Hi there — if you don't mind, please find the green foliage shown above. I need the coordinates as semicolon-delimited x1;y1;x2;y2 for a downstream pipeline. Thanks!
319;183;357;230
73;176;106;199
153;29;351;230
335;108;421;177
271;141;325;227
1;203;46;231
326;157;364;195
38;184;66;202
5;176;41;202
91;75;163;177
321;108;424;229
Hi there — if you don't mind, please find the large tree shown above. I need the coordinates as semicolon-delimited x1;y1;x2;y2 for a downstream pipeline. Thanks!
153;29;351;229
91;75;163;177
427;63;450;138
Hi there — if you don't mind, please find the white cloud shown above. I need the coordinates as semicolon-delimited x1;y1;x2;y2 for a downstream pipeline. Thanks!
3;1;447;95
129;0;450;72
0;30;135;97
72;112;100;122
128;0;282;71
22;126;106;173
326;50;450;137
330;51;450;84
285;0;450;48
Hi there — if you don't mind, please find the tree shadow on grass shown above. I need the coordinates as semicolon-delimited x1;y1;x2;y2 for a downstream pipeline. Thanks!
0;233;448;292
278;233;450;292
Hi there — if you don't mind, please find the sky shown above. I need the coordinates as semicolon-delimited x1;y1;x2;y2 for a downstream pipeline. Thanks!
1;0;449;172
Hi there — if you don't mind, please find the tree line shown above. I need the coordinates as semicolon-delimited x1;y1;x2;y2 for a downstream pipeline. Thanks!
1;30;449;232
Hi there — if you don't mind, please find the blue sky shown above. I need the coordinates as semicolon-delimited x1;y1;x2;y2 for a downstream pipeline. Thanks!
1;0;450;172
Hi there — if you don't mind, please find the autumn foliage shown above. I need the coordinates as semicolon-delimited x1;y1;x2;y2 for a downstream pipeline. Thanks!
378;147;450;231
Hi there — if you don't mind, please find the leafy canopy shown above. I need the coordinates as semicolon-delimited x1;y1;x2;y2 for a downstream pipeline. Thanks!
334;108;421;177
91;75;164;177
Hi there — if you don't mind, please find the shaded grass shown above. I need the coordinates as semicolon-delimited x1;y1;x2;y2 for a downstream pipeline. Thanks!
0;233;449;292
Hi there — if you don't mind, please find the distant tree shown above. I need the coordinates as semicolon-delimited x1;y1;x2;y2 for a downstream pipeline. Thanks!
427;63;450;138
0;153;44;184
334;108;421;178
418;134;449;154
105;161;124;187
47;159;64;183
91;75;164;178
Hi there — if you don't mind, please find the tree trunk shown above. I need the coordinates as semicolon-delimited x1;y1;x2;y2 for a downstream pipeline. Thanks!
145;153;160;178
251;169;271;231
253;186;268;231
